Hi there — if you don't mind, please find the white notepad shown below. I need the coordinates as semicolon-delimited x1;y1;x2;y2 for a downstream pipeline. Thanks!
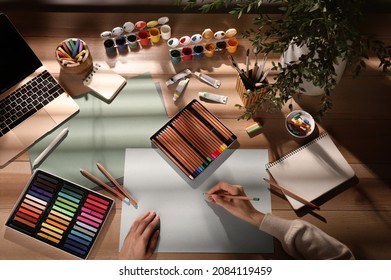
266;132;355;210
83;62;127;102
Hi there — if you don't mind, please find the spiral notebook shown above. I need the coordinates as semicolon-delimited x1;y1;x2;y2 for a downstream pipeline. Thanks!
83;62;127;102
266;132;355;210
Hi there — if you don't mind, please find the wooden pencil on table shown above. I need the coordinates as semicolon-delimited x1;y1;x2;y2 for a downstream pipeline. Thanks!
263;178;320;210
96;163;138;208
80;168;127;202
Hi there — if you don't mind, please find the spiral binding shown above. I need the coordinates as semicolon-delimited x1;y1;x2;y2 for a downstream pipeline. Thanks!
83;63;101;83
265;131;328;169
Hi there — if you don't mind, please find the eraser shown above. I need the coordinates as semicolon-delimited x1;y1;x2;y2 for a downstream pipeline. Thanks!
245;121;263;135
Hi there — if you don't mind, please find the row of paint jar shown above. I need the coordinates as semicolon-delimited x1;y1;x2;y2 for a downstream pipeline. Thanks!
169;37;239;64
103;25;172;55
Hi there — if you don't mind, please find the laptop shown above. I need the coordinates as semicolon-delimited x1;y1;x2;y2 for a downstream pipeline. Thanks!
0;13;79;167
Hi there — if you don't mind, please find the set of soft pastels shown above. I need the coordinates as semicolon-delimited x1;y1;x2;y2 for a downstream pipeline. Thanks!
6;170;114;259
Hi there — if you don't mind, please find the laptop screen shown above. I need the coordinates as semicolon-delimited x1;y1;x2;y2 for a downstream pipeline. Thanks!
0;13;42;95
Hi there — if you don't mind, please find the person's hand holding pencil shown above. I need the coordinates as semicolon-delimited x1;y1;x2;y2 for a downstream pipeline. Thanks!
205;182;265;227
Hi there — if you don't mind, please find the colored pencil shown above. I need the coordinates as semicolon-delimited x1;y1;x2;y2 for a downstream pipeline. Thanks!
172;119;213;161
96;163;137;208
150;100;236;180
164;126;207;167
192;101;233;140
263;178;320;210
156;131;199;177
80;169;128;203
162;128;205;173
151;138;193;179
176;113;218;155
204;192;260;201
181;109;225;150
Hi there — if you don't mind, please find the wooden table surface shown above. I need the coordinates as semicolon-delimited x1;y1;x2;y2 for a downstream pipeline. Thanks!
0;11;390;260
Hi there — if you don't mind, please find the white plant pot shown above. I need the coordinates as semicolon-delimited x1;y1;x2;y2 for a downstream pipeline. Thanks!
280;44;347;96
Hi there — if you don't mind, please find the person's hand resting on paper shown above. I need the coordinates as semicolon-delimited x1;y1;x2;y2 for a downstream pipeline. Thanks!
119;210;160;260
206;182;354;260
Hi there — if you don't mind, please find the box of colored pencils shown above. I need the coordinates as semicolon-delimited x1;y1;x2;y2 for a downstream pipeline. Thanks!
150;99;237;180
6;170;114;259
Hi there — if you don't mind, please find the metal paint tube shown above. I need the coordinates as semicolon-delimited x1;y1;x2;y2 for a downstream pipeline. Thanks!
194;71;221;88
166;69;192;86
173;78;190;101
198;92;227;104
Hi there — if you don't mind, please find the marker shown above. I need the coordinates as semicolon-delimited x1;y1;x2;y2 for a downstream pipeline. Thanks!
32;128;69;169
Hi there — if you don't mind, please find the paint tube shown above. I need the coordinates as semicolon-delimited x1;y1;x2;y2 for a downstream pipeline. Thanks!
194;71;221;88
166;69;192;86
173;78;190;101
198;92;227;104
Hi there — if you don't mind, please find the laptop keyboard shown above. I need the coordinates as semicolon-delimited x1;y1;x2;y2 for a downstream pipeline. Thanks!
0;70;64;136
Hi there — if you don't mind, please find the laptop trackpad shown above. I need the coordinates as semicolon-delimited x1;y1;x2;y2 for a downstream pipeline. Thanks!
0;130;25;166
13;109;57;146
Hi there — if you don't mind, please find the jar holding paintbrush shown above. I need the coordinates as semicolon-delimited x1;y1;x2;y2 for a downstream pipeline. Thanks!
230;54;270;107
55;38;93;74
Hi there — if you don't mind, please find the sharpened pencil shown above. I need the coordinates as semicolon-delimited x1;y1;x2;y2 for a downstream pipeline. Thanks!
263;178;320;210
204;193;259;201
96;163;138;208
80;168;129;203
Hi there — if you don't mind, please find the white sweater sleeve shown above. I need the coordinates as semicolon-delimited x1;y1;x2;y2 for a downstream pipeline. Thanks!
259;213;355;260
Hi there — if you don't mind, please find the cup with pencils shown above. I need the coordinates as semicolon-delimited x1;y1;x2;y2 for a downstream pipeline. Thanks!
55;38;93;74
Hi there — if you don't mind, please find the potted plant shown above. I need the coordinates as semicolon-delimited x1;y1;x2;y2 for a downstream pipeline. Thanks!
177;0;391;120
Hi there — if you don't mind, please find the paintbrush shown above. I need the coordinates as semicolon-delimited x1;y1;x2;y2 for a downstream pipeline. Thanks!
255;55;268;82
228;55;255;91
245;48;250;77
